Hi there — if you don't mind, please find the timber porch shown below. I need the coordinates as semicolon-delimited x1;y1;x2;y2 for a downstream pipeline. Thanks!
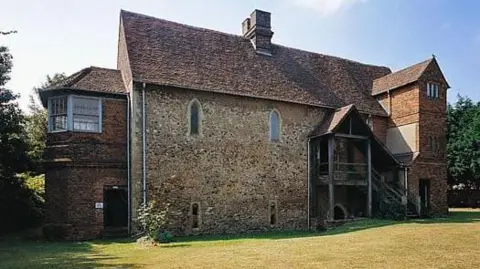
308;105;419;223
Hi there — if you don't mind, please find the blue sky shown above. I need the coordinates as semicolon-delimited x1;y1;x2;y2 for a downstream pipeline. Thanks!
1;0;479;111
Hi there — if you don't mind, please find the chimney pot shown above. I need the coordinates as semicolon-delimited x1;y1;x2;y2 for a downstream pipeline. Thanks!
242;18;251;36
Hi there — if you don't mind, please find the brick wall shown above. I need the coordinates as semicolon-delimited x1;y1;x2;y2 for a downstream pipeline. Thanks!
44;97;128;240
383;64;449;215
372;115;388;144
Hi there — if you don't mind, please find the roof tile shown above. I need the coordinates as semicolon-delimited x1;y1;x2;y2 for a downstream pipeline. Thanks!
372;59;433;95
121;10;391;115
46;66;126;94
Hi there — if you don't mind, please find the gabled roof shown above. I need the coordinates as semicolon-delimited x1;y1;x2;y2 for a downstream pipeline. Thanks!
120;10;392;116
45;66;127;94
310;104;355;136
309;104;400;168
371;58;449;96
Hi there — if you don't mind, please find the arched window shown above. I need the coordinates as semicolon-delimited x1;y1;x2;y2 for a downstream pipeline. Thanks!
188;99;202;136
191;202;200;229
269;201;277;226
269;110;280;142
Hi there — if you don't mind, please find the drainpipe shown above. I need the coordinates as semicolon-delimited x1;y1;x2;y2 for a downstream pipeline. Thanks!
404;167;408;195
307;138;311;230
126;92;131;234
404;166;409;213
142;82;147;206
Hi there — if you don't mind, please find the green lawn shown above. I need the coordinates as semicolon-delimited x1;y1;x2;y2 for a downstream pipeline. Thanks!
1;209;479;269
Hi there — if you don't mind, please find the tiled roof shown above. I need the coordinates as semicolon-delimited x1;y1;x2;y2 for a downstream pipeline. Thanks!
308;104;400;168
311;105;354;136
371;59;433;96
45;66;126;94
120;10;392;116
393;152;420;166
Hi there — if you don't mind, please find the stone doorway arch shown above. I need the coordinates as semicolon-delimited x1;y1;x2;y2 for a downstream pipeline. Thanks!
334;204;348;220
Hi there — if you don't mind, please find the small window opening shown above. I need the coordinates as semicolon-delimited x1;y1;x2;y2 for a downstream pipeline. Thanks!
269;201;277;225
269;110;280;142
191;203;199;229
189;100;201;136
426;83;440;99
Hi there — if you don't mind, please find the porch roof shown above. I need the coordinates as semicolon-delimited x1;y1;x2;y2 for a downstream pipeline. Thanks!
309;104;400;169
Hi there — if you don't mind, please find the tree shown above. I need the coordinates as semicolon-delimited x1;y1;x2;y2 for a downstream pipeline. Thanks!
0;45;42;233
0;46;29;180
26;73;66;173
447;95;480;190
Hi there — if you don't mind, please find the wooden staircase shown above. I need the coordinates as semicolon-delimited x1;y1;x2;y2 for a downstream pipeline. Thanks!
371;169;419;218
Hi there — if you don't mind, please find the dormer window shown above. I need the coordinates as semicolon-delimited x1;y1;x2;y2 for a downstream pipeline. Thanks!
426;83;440;99
48;95;102;133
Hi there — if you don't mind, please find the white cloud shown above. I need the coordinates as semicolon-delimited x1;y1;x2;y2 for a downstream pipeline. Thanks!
293;0;368;16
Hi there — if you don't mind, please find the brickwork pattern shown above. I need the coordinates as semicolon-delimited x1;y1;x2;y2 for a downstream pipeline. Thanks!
44;97;128;240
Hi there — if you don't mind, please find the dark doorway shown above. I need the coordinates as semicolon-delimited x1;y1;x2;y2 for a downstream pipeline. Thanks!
334;205;347;220
419;179;430;215
104;187;128;228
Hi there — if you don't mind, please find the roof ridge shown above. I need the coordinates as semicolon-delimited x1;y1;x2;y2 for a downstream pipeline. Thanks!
275;44;390;70
121;9;390;70
122;9;391;116
121;9;245;40
374;57;433;82
46;67;90;90
89;66;120;72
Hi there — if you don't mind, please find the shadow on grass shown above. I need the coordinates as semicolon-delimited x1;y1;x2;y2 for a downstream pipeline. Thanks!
160;243;191;248
170;219;399;244
410;209;480;224
172;209;480;244
0;240;139;269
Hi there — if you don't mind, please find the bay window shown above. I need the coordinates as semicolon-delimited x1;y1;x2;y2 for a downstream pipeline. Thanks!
48;95;102;133
49;96;68;131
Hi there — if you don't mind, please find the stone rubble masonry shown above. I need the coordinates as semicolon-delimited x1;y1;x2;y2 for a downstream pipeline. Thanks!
117;19;132;90
44;97;127;240
131;85;328;235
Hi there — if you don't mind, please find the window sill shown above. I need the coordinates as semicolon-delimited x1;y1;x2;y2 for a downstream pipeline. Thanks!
48;130;102;134
73;130;102;134
48;129;68;134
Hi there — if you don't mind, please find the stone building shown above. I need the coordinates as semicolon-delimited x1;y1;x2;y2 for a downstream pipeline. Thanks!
39;9;449;240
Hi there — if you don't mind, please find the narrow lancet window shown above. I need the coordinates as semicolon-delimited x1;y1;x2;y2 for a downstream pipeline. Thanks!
191;202;200;229
189;100;201;136
269;110;280;142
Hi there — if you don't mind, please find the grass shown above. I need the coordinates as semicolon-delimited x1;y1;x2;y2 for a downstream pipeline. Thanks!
1;209;479;269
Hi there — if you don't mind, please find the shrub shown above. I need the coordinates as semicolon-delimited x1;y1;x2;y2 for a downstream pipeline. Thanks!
0;173;45;234
136;201;171;243
43;224;69;241
376;200;406;220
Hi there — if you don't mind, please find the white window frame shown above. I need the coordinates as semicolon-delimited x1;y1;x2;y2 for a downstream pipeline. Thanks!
47;95;68;133
426;83;440;99
72;96;102;133
47;95;103;133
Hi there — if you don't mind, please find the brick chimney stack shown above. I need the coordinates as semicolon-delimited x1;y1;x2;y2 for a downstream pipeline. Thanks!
242;10;274;56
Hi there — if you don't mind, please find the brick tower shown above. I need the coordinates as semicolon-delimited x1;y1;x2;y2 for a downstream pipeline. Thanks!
372;57;450;215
